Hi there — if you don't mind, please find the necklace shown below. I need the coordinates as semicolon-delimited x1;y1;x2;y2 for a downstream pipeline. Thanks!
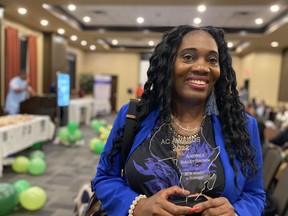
171;114;205;133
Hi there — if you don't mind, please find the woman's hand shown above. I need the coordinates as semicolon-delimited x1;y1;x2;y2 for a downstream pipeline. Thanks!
192;195;235;216
133;186;195;216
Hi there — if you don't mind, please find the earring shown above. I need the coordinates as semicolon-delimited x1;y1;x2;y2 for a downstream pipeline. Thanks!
205;89;219;116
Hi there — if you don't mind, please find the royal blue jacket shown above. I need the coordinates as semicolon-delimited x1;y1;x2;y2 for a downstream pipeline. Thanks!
93;103;266;216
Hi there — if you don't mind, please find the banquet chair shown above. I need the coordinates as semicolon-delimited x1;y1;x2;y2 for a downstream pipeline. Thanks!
263;145;284;191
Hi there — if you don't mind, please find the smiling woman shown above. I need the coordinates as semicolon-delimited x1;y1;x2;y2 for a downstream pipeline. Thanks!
92;25;266;216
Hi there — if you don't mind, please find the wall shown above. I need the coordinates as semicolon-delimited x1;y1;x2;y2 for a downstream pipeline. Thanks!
240;51;282;107
81;52;140;110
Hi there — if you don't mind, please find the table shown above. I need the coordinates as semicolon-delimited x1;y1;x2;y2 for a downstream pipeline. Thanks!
68;98;111;125
0;115;55;177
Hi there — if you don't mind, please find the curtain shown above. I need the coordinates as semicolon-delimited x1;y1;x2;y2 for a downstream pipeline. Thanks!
5;27;20;95
28;35;37;91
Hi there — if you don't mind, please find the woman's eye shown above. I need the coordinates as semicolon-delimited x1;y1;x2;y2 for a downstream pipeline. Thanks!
183;54;196;61
208;57;218;64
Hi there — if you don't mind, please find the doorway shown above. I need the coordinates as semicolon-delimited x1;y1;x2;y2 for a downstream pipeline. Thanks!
110;75;118;112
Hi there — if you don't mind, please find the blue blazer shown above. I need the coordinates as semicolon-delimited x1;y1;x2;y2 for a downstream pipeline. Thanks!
93;103;266;216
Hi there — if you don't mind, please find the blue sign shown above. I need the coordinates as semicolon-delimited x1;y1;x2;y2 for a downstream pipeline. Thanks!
57;73;70;107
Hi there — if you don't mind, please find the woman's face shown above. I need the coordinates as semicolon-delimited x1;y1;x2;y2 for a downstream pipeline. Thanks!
173;30;220;104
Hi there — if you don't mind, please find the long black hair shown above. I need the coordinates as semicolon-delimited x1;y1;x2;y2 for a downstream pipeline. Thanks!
136;25;257;185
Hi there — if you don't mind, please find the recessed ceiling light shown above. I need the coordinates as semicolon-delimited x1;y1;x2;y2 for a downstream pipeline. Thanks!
270;5;280;12
255;18;263;25
81;40;87;46
197;5;206;12
90;45;96;50
83;16;91;23
193;17;202;25
18;7;27;15
40;19;49;26
42;4;50;9
271;41;279;47
137;17;144;24
68;4;76;11
70;35;78;41
148;41;155;46
57;28;65;35
227;42;234;48
112;39;118;45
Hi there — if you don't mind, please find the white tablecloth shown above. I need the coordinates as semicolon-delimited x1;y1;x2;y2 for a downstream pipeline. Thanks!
68;98;111;125
0;115;55;177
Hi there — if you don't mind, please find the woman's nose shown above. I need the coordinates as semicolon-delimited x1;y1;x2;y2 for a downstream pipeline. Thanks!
191;64;210;72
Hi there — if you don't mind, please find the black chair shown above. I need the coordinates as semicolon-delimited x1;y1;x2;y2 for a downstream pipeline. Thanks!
269;162;288;216
263;145;284;192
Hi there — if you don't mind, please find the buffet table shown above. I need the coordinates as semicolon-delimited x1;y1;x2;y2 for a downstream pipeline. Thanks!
0;114;55;177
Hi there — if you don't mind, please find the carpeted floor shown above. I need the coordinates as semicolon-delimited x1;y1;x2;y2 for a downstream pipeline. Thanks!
1;113;117;216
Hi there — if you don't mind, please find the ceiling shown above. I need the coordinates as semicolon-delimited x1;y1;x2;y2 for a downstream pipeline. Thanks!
0;0;288;56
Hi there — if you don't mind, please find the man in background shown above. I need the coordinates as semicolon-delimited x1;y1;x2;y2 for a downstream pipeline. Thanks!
4;72;35;115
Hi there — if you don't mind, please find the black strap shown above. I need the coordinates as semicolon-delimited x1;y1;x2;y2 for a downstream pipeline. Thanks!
120;99;139;177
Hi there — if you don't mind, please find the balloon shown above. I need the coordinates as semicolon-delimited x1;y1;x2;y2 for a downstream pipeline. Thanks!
58;128;69;141
12;180;31;196
67;121;78;133
74;129;83;141
29;150;45;160
0;183;17;216
12;156;30;173
90;138;105;154
28;158;46;175
31;142;43;150
89;138;98;151
90;119;99;129
67;133;79;145
19;186;46;211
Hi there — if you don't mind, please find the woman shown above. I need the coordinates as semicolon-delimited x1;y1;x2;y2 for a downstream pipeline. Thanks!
92;25;265;216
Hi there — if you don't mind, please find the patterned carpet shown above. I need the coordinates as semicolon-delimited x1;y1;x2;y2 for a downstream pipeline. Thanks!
1;113;117;216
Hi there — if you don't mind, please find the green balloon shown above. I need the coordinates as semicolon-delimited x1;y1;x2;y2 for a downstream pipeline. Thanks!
12;180;31;196
90;119;99;129
29;150;45;160
12;156;30;173
19;186;46;211
31;142;43;150
67;121;78;133
74;129;83;140
93;139;105;154
58;128;69;141
67;133;79;145
28;158;46;175
89;138;98;151
0;183;17;216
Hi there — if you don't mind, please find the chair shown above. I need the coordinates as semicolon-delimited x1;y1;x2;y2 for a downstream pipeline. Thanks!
270;162;288;216
263;145;284;191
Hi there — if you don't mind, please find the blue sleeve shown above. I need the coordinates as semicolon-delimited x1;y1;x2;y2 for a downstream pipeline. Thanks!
233;116;266;216
91;103;139;216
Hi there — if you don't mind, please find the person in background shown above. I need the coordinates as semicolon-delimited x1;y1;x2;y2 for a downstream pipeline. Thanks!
92;25;265;216
4;71;35;115
135;83;144;99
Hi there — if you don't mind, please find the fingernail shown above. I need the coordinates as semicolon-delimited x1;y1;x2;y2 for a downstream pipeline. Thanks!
192;206;200;212
188;208;194;214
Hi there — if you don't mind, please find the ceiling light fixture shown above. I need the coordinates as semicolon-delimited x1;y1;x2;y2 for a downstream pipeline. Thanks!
137;17;144;24
197;5;206;12
90;45;96;51
271;41;279;47
57;28;65;35
112;39;118;45
227;42;234;48
71;35;78;41
81;40;87;46
255;18;263;25
40;19;49;26
270;5;280;12
18;7;27;15
42;4;51;10
193;17;202;25
148;41;155;46
68;4;76;11
83;16;91;23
